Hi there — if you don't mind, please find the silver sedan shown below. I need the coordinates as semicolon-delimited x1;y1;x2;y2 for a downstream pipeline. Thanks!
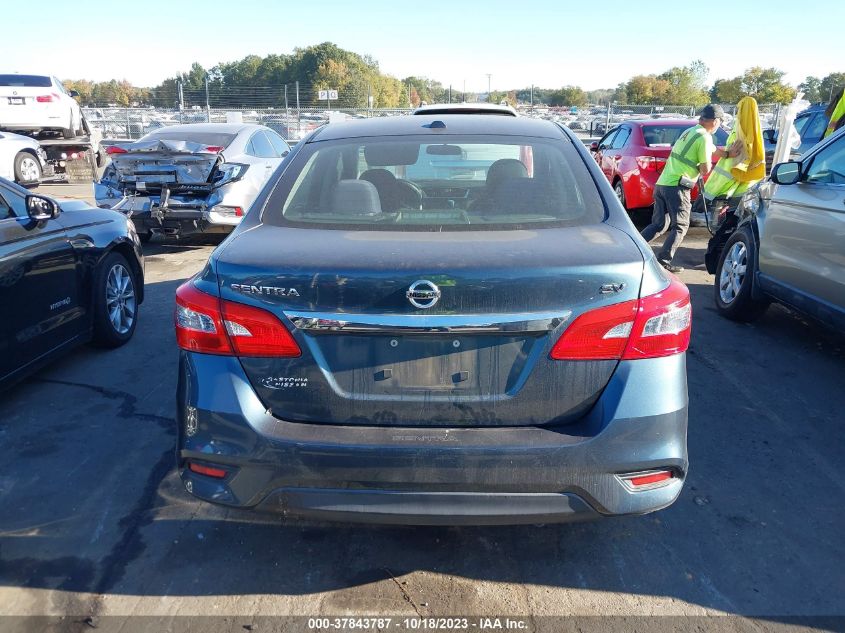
0;131;46;184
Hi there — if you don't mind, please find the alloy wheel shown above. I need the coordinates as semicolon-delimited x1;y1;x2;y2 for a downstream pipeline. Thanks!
719;241;747;305
19;156;40;182
106;264;136;334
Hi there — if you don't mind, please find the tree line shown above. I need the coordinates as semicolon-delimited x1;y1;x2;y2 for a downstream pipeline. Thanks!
61;43;843;110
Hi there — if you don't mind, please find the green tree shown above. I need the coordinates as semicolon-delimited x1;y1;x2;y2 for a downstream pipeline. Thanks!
711;77;744;103
820;73;845;103
798;76;821;102
549;85;587;107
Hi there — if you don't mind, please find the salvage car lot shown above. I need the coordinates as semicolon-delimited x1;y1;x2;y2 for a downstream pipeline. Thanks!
0;181;843;625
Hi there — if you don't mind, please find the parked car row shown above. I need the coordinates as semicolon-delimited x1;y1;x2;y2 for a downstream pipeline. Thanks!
2;104;842;527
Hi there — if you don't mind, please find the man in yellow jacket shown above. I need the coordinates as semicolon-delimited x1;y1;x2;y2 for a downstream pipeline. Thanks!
641;104;742;273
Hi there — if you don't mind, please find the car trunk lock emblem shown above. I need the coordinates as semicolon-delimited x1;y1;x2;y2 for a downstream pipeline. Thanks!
406;280;441;309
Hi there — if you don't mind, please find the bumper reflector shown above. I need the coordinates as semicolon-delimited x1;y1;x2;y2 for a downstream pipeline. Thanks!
188;462;227;479
619;470;674;491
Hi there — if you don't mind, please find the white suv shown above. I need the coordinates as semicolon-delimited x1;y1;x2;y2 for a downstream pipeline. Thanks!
0;74;83;138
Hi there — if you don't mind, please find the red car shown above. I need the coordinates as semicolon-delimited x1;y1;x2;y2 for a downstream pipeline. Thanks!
590;119;728;211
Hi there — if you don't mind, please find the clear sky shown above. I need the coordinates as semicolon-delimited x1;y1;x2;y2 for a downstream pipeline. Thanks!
3;0;843;91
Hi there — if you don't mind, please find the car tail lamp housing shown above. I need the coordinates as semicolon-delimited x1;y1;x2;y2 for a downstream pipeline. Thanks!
636;156;667;172
175;282;301;357
105;145;128;155
550;279;691;361
36;93;60;103
188;461;228;479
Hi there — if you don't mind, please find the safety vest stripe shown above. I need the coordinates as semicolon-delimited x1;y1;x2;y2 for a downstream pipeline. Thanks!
712;165;732;179
669;129;705;170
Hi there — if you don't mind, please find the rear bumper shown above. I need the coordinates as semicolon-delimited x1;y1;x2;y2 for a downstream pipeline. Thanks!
177;353;688;525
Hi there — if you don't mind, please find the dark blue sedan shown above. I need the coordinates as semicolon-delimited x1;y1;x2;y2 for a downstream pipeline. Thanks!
174;115;691;525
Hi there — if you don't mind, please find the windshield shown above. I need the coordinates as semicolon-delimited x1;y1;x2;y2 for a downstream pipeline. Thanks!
270;134;604;230
643;125;728;147
142;130;238;148
0;74;51;87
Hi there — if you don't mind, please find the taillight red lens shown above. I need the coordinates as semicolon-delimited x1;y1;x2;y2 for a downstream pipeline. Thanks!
105;145;127;155
550;279;691;361
550;299;638;360
175;281;301;357
188;462;228;478
623;279;691;359
203;145;224;153
636;156;667;172
628;471;673;487
175;282;232;354
221;299;301;357
36;94;57;103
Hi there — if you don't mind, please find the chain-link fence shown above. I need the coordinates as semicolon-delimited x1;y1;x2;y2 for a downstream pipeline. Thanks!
83;102;783;143
82;106;414;141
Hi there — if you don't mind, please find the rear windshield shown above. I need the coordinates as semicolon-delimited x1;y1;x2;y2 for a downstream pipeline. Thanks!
268;135;604;230
0;74;51;87
643;125;728;147
143;129;237;148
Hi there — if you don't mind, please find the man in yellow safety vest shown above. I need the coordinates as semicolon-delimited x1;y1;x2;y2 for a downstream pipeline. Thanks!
641;104;742;273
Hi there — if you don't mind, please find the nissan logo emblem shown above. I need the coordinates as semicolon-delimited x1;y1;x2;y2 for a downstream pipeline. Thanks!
406;280;441;309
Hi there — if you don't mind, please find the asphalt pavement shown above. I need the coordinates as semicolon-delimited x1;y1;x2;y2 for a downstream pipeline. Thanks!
1;183;843;631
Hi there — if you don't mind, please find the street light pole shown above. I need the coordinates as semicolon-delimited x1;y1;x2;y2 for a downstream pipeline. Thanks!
486;74;492;102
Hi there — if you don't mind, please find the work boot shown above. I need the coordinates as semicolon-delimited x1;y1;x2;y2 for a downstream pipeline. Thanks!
659;260;684;274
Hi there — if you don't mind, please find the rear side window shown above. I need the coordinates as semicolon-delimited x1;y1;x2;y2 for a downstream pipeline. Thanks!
248;132;277;158
268;134;604;231
0;74;52;87
266;131;290;156
803;114;829;145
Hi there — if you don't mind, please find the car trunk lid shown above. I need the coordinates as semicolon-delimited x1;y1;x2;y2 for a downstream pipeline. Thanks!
215;224;645;427
106;139;221;194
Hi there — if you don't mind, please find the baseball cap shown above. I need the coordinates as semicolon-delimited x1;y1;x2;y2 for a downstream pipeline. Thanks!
699;104;725;120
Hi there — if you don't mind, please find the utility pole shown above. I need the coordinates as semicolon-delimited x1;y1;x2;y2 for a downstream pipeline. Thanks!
486;74;492;102
463;79;466;102
295;81;301;138
448;85;452;104
204;74;210;122
407;82;411;108
284;85;289;138
530;84;534;108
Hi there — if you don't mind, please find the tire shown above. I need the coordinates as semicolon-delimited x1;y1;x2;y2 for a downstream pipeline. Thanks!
614;180;626;210
14;152;41;184
91;252;139;347
714;228;769;322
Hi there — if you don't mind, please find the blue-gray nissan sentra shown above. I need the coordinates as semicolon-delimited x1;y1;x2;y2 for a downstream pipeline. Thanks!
174;114;690;525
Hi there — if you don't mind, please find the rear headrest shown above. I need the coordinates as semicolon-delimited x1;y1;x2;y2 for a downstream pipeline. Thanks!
483;179;555;216
486;159;528;188
330;179;382;216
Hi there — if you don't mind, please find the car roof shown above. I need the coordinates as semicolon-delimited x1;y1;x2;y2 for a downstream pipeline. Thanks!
150;122;268;134
413;103;518;116
310;114;564;142
624;118;698;127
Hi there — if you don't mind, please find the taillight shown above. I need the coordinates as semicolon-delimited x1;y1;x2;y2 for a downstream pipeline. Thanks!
550;279;691;361
203;145;224;153
175;281;301;357
636;156;667;172
36;93;60;103
105;145;127;155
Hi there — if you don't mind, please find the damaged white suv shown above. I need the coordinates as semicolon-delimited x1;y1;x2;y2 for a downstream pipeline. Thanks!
94;123;290;242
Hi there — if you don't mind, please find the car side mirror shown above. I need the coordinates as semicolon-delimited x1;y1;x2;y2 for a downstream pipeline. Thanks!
26;195;60;221
763;129;777;144
69;90;80;98
589;142;599;152
770;161;802;185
